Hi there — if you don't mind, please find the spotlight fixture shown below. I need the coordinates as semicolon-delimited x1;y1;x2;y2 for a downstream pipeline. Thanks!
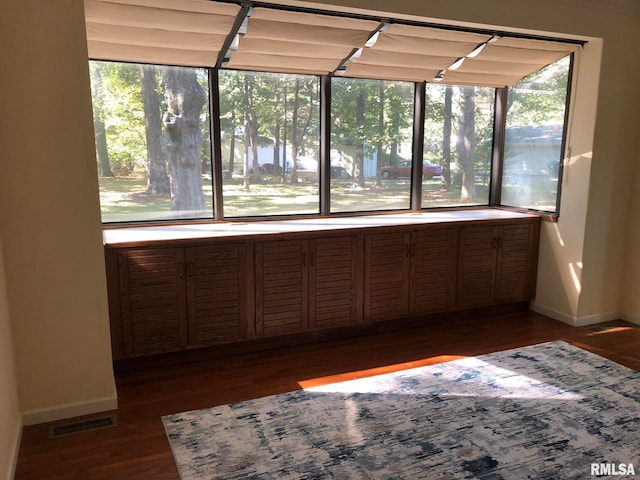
467;43;486;58
433;70;445;82
448;57;465;71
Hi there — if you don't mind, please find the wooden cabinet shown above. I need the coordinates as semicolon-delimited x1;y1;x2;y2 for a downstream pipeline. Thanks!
309;236;361;330
105;214;540;359
456;221;539;308
364;231;410;322
117;247;188;356
111;242;248;358
410;226;458;315
255;239;308;337
255;235;360;337
364;225;457;322
187;243;249;346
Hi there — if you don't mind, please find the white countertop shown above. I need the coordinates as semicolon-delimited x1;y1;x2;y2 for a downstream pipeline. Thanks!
103;209;538;246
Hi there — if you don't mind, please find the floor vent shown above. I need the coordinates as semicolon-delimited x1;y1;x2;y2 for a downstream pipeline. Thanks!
49;415;117;438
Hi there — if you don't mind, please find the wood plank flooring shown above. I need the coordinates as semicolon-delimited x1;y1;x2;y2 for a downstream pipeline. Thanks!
14;311;640;479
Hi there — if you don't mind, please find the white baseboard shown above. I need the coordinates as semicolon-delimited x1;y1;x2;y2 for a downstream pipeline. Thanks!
530;302;577;325
7;421;22;480
531;302;621;327
620;312;640;326
21;396;118;426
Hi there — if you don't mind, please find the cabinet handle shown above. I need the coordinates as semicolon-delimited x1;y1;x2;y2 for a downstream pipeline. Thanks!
302;251;307;267
309;251;315;267
412;242;416;257
491;237;497;249
187;261;195;278
178;262;185;279
497;237;503;249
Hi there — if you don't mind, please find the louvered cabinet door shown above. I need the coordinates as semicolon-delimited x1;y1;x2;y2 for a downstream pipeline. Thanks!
495;221;539;303
119;247;187;356
187;243;248;346
308;235;361;329
410;226;457;315
364;231;411;322
255;239;309;337
456;226;499;309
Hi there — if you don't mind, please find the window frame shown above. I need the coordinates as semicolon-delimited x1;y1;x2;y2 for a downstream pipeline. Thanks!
89;7;577;226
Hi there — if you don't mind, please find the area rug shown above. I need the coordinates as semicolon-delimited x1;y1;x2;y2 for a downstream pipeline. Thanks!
162;341;640;479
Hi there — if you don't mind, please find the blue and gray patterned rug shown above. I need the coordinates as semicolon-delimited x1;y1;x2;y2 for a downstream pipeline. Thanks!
162;341;639;479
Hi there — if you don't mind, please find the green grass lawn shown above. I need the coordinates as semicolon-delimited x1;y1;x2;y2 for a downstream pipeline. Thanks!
98;175;488;223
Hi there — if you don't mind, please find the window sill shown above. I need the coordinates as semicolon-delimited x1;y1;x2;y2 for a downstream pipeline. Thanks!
102;208;541;248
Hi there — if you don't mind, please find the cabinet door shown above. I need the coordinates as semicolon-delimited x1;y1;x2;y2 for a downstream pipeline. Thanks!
187;243;248;346
119;247;187;356
309;235;361;329
255;239;308;337
495;222;538;303
364;231;411;322
456;226;499;308
411;226;457;315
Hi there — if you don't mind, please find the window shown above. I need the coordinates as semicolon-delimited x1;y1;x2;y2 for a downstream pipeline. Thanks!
86;1;578;224
330;78;414;213
501;56;572;213
422;84;495;209
90;61;213;223
218;70;320;217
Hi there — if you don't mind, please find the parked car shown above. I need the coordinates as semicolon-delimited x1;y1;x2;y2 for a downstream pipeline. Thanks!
381;160;441;179
331;165;351;179
285;158;318;182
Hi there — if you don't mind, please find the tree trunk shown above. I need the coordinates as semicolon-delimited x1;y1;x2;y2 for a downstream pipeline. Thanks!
273;89;281;176
442;86;453;189
282;83;288;183
456;87;476;202
290;79;300;184
244;77;260;183
141;65;170;195
243;120;251;190
161;68;207;214
353;92;366;189
229;109;236;174
375;83;384;187
90;65;114;177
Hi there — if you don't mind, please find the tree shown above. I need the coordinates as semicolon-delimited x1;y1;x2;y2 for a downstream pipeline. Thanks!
442;86;453;189
90;63;114;177
140;65;170;195
244;76;261;184
289;78;316;184
161;68;207;214
456;87;476;202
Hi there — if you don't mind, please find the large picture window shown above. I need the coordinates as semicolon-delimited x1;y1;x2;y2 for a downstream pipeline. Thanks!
86;1;577;224
422;85;495;209
501;56;572;213
218;71;320;217
330;78;414;213
90;62;213;223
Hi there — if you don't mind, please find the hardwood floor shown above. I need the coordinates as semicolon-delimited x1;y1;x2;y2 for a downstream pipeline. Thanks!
14;311;640;479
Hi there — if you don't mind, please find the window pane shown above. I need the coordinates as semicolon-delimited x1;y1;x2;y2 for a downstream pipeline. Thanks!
331;78;414;213
501;56;571;213
89;61;213;223
218;70;320;218
422;85;495;209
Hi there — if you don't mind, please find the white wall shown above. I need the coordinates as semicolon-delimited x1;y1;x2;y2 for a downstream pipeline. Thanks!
0;0;117;426
621;130;640;325
0;236;21;480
